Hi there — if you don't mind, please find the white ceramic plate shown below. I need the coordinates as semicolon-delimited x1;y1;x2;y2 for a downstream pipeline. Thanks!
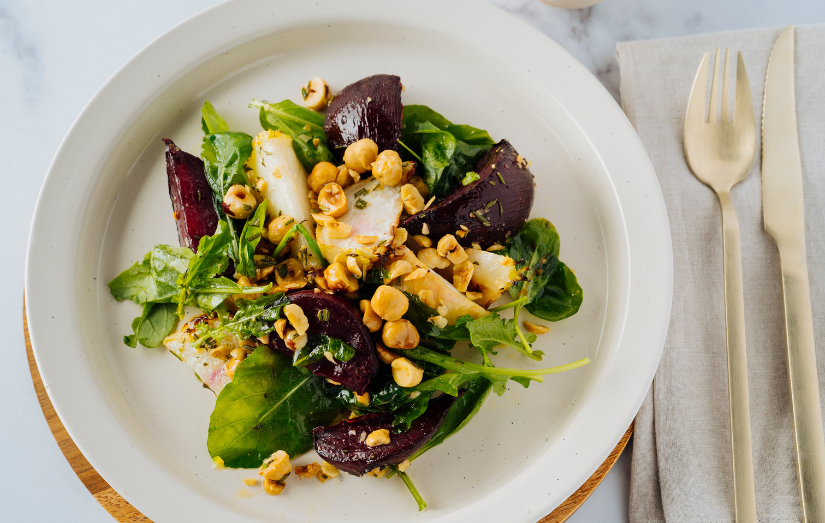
25;1;672;521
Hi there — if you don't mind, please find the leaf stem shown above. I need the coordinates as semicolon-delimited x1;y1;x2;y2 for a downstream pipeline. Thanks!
405;347;590;379
397;139;423;163
513;302;535;356
488;296;528;313
273;223;327;266
390;466;427;511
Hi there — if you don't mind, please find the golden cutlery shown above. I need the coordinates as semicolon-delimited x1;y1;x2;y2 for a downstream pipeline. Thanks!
762;25;825;522
684;48;757;523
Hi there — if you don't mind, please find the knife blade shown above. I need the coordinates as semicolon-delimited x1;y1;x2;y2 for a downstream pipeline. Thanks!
762;24;825;522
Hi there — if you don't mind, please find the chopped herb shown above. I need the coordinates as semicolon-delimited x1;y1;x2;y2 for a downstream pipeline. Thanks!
497;172;506;185
247;232;262;242
242;204;253;211
354;188;369;198
277;264;288;278
461;171;480;186
484;199;497;211
355;199;368;209
301;86;308;100
377;239;387;246
197;190;202;201
488;180;496;186
471;210;491;227
498;201;503;215
317;309;330;321
284;217;295;226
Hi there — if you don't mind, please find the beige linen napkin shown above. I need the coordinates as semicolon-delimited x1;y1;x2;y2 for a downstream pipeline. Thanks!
617;25;825;522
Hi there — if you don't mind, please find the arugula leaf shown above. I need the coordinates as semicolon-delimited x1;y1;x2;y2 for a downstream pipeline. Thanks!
201;100;230;134
464;312;540;362
235;200;267;278
400;105;493;198
404;346;588;396
292;335;356;367
123;302;178;348
250;99;334;171
201;132;253;200
194;293;288;346
527;261;583;321
207;345;341;467
176;221;234;316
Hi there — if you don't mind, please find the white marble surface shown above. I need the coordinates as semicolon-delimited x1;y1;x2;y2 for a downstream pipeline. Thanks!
3;0;824;521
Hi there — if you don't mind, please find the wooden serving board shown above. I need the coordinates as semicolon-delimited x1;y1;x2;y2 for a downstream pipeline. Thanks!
23;302;632;522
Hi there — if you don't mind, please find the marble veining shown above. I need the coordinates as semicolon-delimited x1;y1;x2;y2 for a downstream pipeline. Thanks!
0;2;42;101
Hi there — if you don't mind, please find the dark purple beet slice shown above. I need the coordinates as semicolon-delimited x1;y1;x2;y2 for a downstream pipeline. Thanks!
163;138;219;252
270;291;378;394
324;74;403;155
401;140;535;249
313;394;454;476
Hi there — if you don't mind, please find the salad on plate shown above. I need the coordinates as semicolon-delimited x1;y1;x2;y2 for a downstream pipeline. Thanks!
108;74;587;510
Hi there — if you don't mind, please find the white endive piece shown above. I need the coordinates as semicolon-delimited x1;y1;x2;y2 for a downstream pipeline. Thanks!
247;130;319;266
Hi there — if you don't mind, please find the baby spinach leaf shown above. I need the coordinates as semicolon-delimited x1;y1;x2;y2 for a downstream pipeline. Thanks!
201;100;230;134
207;345;342;467
410;376;492;460
508;218;582;322
508;218;561;304
292;335;356;367
123;302;178;348
176;221;234;315
250;99;334;171
392;391;434;431
400;105;493;198
108;245;193;304
527;261;583;321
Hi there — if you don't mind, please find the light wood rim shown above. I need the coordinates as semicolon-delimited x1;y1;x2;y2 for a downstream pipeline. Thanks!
23;298;632;522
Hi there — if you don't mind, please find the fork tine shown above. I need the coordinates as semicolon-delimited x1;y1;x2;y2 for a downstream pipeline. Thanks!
708;48;721;123
686;51;710;126
734;51;754;126
721;48;731;122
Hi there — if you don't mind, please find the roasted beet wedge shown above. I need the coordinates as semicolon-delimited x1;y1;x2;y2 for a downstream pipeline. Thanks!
270;291;378;394
324;74;403;155
401;140;534;249
164;139;218;252
313;393;454;476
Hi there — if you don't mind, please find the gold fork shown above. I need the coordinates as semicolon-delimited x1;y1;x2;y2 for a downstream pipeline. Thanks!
684;48;757;522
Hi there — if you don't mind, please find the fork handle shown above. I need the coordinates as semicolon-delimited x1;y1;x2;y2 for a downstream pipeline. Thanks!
718;190;758;523
777;251;825;522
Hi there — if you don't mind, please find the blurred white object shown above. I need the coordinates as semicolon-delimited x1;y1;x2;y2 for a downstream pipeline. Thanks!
537;0;604;8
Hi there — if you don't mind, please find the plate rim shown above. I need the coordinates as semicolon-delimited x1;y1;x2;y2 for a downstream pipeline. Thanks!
25;1;673;521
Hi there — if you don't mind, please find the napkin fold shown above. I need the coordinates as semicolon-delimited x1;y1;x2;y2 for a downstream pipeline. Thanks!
618;25;825;523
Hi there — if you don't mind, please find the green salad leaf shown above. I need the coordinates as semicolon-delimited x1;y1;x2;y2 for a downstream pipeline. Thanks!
235;200;267;278
292;335;356;367
123;302;178;348
399;105;494;198
404;346;588;397
508;218;583;322
108;245;193;304
201;100;230;134
207;345;342;467
194;293;288;346
250;99;334;171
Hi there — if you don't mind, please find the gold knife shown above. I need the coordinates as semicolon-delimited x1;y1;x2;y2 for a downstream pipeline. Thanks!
762;25;825;521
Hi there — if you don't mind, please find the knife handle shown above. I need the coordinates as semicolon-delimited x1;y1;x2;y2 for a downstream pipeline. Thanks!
779;253;825;522
719;191;758;523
